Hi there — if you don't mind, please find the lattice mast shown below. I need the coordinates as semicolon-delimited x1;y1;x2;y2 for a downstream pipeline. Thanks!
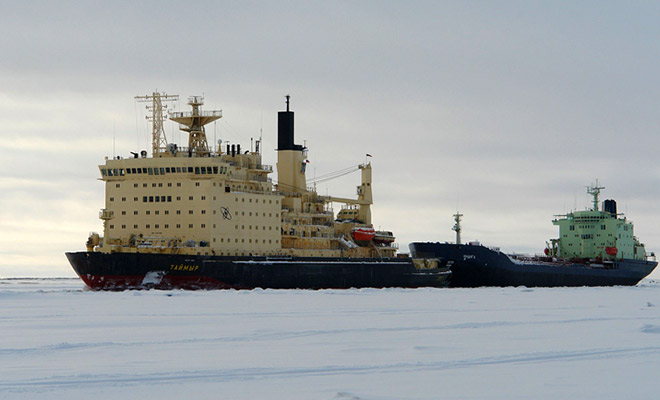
169;96;222;156
135;92;179;157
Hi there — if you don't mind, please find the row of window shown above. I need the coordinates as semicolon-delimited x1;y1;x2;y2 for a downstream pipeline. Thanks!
109;194;276;205
103;165;228;177
216;238;279;244
111;181;275;197
568;224;630;231
111;222;278;230
563;233;613;238
145;195;173;203
110;196;179;202
234;225;277;230
569;225;609;231
110;195;213;202
115;209;278;218
111;223;203;229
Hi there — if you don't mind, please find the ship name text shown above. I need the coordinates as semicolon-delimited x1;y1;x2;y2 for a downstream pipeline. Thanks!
169;264;200;272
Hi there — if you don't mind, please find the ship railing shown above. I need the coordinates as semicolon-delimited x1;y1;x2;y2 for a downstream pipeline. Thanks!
281;208;334;216
175;146;190;154
277;190;307;198
157;145;220;157
170;110;223;119
508;253;537;261
371;242;399;250
231;187;279;196
249;175;274;183
99;209;114;220
281;233;336;240
173;146;215;156
253;164;273;172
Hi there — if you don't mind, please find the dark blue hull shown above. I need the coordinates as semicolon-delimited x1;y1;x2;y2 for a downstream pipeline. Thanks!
65;251;451;290
409;242;657;287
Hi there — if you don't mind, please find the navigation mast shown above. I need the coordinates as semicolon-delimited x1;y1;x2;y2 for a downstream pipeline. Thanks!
169;96;222;157
135;92;179;157
453;212;463;245
586;180;605;211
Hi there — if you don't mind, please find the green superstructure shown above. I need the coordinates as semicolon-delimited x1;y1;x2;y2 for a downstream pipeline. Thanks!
546;183;648;261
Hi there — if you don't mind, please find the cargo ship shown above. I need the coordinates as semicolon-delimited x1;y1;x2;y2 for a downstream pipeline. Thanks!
66;93;450;290
410;184;657;287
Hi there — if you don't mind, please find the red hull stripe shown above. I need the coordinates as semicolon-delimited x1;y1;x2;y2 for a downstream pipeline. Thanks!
80;274;236;290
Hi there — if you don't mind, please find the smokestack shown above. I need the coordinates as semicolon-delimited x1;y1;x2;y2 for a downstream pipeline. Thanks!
278;95;295;150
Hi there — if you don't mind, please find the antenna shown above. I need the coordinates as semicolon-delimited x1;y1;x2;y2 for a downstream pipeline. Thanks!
259;111;263;155
134;99;140;151
112;122;116;159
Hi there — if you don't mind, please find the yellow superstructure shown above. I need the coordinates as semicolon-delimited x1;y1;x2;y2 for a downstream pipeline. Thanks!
89;93;397;259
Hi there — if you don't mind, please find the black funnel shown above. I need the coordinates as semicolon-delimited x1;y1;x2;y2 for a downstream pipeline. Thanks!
278;95;303;151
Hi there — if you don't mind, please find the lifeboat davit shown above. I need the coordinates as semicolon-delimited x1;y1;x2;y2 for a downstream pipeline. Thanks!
605;246;618;256
351;227;375;243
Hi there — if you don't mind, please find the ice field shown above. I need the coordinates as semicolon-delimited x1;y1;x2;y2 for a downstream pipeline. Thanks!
2;278;660;399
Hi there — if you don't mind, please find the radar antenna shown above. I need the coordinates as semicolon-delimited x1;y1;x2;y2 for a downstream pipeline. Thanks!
586;180;605;211
135;92;179;157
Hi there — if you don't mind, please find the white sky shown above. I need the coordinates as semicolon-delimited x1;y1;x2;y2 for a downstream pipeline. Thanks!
2;1;660;277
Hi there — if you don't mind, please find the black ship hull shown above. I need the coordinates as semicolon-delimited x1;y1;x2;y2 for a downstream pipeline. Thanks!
65;251;451;290
409;242;657;287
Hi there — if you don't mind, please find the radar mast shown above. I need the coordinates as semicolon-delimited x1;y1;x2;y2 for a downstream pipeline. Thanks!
169;96;222;156
586;180;605;211
453;212;463;245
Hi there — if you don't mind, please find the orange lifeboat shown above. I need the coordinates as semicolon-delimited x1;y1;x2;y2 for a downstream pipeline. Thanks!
351;227;375;243
605;246;618;256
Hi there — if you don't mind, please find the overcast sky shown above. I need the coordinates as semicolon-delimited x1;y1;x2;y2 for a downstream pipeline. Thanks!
3;1;660;277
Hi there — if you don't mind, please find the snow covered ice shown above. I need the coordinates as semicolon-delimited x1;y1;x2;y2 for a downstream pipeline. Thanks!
2;279;660;399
